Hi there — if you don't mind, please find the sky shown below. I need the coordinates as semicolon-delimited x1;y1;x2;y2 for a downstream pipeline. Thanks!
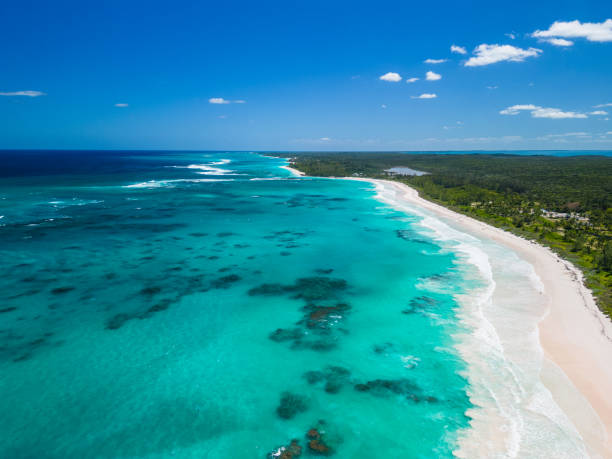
1;0;611;151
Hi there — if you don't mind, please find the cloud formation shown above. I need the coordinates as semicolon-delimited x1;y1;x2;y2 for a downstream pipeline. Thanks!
532;19;612;43
379;72;402;82
450;45;467;54
0;90;46;97
114;103;128;107
540;38;574;46
209;97;245;104
465;44;542;66
594;103;612;108
406;77;419;83
424;58;447;64
590;110;608;115
209;97;231;104
500;104;587;119
537;132;591;140
426;71;442;81
411;93;437;99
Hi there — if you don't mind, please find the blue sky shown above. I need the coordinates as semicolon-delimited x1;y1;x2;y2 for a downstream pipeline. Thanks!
1;0;611;151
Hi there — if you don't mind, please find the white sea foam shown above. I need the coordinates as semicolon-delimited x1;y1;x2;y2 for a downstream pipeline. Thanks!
48;199;103;207
166;159;238;176
123;178;233;188
210;158;231;165
368;180;589;458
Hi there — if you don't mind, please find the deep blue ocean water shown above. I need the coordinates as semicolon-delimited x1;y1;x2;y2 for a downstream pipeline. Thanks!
1;151;480;457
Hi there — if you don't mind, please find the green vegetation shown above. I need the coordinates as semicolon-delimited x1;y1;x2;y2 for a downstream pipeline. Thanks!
285;152;612;316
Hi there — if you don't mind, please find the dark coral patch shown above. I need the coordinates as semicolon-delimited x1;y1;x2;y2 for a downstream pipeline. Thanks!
211;274;241;289
105;313;132;330
303;366;350;394
140;286;162;296
267;440;302;459
353;377;435;403
276;392;308;420
402;296;438;315
306;427;332;456
301;303;350;330
51;286;75;295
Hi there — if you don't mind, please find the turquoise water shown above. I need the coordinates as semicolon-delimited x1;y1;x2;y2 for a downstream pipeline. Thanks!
0;151;473;458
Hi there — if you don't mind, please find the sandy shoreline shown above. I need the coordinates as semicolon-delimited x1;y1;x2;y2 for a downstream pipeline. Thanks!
355;177;612;457
280;165;305;176
284;164;612;456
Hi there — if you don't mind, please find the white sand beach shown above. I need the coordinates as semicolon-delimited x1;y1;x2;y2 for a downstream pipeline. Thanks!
352;177;612;458
284;164;612;457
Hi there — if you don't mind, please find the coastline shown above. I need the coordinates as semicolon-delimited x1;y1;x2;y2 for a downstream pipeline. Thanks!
359;177;612;457
280;165;305;176
284;165;612;457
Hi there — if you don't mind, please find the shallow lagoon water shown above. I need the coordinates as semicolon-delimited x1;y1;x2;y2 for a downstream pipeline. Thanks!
0;151;476;457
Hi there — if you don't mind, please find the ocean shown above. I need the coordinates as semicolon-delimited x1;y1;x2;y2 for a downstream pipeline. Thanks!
0;151;591;458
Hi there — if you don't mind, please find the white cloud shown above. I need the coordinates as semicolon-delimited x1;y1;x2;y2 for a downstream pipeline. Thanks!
500;104;540;115
537;132;590;140
0;90;45;97
590;110;608;115
532;108;587;119
487;85;499;89
594;103;612;108
506;33;516;40
406;77;419;83
209;97;245;104
540;38;574;46
114;103;128;107
424;58;447;64
379;72;402;82
411;93;437;99
465;44;542;66
450;45;467;54
209;97;230;104
500;104;587;119
425;71;442;81
320;137;331;141
532;19;612;43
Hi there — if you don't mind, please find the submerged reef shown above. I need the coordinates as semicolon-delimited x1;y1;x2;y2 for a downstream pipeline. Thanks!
276;392;309;420
267;439;302;459
268;421;336;458
354;378;437;403
248;276;347;302
250;275;351;351
307;428;332;456
303;365;351;394
402;296;438;315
